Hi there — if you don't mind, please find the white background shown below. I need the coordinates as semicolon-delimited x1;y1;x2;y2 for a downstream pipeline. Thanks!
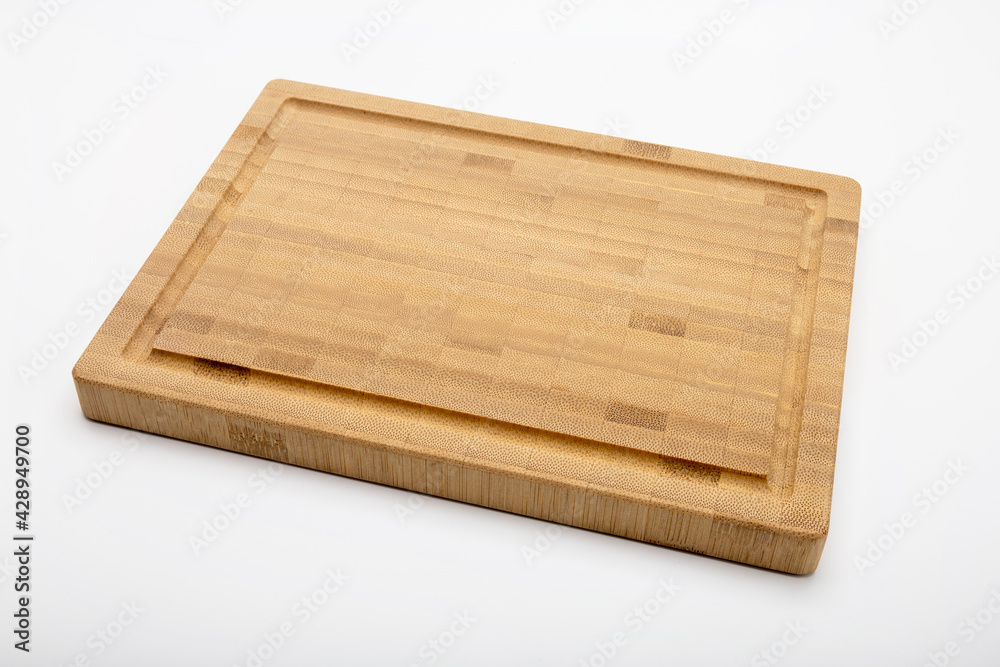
2;1;1000;665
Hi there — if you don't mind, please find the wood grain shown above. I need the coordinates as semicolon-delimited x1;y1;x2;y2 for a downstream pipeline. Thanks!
73;80;861;574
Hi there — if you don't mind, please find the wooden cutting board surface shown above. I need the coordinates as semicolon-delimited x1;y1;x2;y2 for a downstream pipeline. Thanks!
74;80;860;574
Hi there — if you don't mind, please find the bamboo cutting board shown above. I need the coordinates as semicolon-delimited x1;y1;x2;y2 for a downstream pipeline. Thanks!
73;80;860;574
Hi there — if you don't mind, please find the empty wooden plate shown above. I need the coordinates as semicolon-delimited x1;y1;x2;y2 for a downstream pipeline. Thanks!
73;80;860;574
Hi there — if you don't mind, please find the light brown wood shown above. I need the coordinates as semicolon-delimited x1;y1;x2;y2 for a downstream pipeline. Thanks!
72;80;860;574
